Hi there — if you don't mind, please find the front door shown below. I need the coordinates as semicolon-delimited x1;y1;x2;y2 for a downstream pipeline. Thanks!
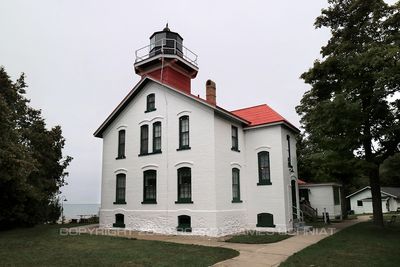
291;180;297;219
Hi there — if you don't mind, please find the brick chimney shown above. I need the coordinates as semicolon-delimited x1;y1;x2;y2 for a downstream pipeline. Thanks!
206;79;216;106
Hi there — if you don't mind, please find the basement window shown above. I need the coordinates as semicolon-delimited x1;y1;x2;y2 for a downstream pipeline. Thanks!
177;215;192;232
113;213;125;228
256;213;275;228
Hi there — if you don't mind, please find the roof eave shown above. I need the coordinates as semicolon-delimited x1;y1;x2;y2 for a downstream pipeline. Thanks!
93;78;150;138
93;77;249;138
243;120;300;133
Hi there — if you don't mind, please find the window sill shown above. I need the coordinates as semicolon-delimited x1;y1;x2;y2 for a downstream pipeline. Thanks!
177;146;191;151
231;148;240;152
113;223;126;228
177;227;192;232
175;200;193;204
141;200;157;204
257;181;272;186
138;151;162;157
232;199;243;203
256;224;276;228
145;108;157;113
113;201;127;205
115;156;126;160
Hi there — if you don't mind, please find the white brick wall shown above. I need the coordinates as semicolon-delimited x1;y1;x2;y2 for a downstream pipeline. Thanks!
99;80;298;236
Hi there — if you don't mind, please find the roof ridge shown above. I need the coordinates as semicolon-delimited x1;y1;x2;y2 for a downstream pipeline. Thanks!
230;104;267;112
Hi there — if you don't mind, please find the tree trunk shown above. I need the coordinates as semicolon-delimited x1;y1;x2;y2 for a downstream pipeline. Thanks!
369;164;384;226
341;185;348;219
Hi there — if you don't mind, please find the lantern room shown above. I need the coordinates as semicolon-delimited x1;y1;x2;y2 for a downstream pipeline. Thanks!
134;25;199;94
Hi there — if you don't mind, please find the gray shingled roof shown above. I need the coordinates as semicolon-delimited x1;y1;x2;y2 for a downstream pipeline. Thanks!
381;187;400;198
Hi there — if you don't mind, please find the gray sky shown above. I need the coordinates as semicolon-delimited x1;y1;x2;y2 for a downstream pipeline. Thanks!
1;0;361;203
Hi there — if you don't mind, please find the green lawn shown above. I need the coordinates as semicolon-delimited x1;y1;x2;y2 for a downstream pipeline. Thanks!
225;231;291;244
281;220;400;267
0;224;239;267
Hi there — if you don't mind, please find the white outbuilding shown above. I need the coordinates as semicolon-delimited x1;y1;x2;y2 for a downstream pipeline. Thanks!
298;180;343;220
346;186;400;214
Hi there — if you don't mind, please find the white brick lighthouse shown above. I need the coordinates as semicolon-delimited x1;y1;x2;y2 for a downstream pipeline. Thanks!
94;25;301;236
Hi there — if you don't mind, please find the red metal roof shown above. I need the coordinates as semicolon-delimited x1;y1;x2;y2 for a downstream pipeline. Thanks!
231;104;288;127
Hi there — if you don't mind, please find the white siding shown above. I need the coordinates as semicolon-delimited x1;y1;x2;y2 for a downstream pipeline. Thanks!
348;189;395;214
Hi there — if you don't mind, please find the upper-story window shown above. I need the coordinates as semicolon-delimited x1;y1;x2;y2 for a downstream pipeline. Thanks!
140;125;149;155
287;135;292;168
117;130;126;159
153;122;162;153
178;116;190;150
257;151;271;185
232;168;242;203
114;173;126;204
231;126;239;151
142;170;157;204
146;94;156;112
176;167;193;203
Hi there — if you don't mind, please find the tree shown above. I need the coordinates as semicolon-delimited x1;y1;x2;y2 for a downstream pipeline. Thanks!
297;0;400;226
0;67;72;229
380;153;400;186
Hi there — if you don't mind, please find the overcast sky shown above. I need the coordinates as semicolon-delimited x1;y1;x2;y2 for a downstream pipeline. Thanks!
3;0;391;204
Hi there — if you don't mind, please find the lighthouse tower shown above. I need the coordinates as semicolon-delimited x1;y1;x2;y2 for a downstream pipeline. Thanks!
134;24;199;94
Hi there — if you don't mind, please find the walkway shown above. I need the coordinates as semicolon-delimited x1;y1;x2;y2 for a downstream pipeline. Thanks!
73;216;369;267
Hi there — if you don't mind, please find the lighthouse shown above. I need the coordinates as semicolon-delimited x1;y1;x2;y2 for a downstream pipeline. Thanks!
134;24;198;94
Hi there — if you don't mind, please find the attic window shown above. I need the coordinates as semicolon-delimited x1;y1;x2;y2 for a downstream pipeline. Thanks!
146;94;156;112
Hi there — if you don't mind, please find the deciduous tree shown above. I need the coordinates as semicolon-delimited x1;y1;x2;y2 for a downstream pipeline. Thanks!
297;0;400;226
0;67;72;229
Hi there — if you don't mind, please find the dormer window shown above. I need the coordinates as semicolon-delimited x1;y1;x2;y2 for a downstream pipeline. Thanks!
146;94;156;112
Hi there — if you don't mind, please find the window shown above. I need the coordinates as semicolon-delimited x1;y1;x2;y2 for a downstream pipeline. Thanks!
142;170;157;204
153;122;162;153
257;213;275;227
117;130;126;159
113;213;125;228
146;93;156;112
257;151;271;185
114;174;126;204
177;215;191;232
178;116;190;150
176;167;192;203
232;168;242;203
140;125;149;155
287;135;292;167
357;200;363;206
333;187;340;205
231;126;239;151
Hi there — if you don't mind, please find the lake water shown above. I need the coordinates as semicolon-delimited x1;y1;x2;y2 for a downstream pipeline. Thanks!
62;204;100;220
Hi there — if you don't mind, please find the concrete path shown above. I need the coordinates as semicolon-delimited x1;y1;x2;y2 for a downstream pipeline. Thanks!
72;216;369;267
213;216;369;267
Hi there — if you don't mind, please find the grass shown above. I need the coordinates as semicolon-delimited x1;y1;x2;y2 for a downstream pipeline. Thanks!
0;224;239;267
281;220;400;267
225;231;291;244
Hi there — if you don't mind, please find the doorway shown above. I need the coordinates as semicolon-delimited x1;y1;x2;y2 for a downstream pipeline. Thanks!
291;180;297;219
